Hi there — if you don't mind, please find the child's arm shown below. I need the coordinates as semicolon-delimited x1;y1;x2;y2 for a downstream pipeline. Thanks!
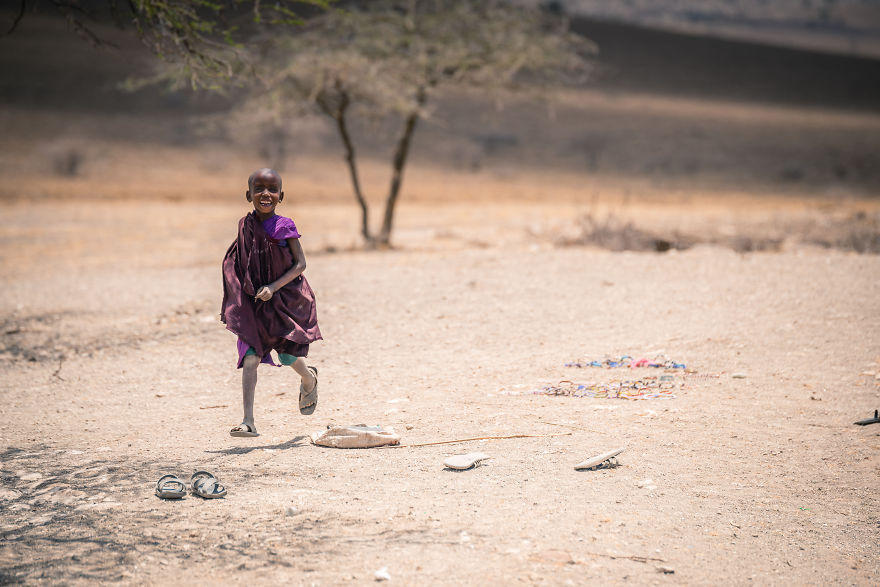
255;238;307;301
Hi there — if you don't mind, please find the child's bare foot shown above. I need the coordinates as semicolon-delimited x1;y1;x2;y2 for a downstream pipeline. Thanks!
229;421;259;437
299;366;318;415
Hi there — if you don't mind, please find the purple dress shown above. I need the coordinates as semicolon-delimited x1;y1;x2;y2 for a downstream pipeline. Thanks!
221;212;322;368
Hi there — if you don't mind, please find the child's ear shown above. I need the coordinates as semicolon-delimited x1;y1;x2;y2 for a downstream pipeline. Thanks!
279;191;284;202
245;190;252;202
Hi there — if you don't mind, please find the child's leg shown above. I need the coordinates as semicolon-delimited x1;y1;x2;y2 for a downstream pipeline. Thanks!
289;357;317;391
241;353;260;427
278;353;316;391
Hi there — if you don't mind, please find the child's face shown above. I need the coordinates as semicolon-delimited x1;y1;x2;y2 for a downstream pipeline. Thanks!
246;170;284;216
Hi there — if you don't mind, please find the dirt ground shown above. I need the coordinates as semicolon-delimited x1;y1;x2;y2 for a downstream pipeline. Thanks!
1;195;878;585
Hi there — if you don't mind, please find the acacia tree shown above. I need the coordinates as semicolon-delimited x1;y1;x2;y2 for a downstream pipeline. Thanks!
248;0;594;248
4;0;330;89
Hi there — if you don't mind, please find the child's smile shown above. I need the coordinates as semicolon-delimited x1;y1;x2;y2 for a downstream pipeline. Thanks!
247;169;284;219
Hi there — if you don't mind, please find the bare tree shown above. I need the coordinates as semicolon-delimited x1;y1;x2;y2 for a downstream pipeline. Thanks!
248;0;595;248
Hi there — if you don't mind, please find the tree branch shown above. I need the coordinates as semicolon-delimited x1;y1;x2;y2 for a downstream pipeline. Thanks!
6;0;27;35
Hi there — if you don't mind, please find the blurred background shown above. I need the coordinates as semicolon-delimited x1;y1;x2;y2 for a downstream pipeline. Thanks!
0;0;878;267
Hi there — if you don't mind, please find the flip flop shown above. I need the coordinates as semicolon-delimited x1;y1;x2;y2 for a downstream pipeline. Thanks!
574;448;624;471
855;410;880;426
230;422;259;437
190;471;227;499
155;474;187;499
443;452;491;470
299;366;318;415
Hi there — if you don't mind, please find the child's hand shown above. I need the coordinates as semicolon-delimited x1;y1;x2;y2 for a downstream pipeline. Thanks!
255;286;274;301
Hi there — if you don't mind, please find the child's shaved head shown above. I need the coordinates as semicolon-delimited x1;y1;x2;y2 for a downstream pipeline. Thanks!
248;168;282;192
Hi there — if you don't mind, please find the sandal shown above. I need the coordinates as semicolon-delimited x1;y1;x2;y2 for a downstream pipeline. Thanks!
443;452;491;471
230;422;259;437
299;366;318;415
155;474;187;499
855;410;880;426
190;470;227;499
574;448;625;471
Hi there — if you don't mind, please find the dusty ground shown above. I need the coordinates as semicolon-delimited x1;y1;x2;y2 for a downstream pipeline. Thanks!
0;196;878;585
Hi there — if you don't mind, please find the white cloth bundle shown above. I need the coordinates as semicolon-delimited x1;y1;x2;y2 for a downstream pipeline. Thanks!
310;425;401;448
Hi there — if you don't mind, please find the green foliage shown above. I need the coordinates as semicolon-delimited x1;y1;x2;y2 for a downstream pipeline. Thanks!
4;0;331;90
129;0;331;89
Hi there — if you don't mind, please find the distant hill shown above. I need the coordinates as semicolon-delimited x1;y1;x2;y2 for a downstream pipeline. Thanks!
524;0;880;58
1;7;878;196
572;16;880;113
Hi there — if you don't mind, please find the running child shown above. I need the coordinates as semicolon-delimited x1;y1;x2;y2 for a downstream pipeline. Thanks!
220;168;322;437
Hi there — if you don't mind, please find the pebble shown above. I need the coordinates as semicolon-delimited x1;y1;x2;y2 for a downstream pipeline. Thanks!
657;566;675;574
637;479;657;490
0;488;22;501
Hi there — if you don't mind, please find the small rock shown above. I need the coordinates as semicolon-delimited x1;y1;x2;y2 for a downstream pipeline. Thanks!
0;488;22;501
374;566;391;581
91;501;122;510
405;425;414;430
657;565;675;574
285;506;298;516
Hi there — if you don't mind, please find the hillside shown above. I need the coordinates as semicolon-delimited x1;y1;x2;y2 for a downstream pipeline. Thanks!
0;10;878;198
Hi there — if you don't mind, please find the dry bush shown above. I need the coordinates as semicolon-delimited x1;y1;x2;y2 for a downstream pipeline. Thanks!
556;211;693;252
46;143;84;177
557;210;879;254
800;211;880;253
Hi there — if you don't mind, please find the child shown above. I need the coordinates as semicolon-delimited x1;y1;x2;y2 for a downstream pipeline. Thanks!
220;168;322;437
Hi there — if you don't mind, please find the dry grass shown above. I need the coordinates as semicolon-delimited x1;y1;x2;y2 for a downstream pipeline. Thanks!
556;208;880;254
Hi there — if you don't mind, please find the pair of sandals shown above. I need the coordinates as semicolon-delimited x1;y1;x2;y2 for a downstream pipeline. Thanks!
155;471;227;499
229;366;318;438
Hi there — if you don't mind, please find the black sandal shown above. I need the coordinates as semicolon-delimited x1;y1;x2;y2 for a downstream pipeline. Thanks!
190;471;227;499
155;474;187;499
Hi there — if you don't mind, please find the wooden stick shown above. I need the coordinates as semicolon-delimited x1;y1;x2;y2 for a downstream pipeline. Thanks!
393;431;572;448
540;421;592;432
581;552;667;563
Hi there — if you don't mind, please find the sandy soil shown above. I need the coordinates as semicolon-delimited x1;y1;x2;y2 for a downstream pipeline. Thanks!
0;198;878;584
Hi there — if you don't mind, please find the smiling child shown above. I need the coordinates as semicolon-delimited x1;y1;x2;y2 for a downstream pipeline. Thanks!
220;168;322;437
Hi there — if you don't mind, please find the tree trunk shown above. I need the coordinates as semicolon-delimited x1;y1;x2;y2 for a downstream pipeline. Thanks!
322;87;373;246
377;87;426;246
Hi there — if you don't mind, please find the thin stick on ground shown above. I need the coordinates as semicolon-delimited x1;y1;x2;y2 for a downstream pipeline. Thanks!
580;552;667;564
52;358;64;381
540;421;593;432
393;431;572;448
